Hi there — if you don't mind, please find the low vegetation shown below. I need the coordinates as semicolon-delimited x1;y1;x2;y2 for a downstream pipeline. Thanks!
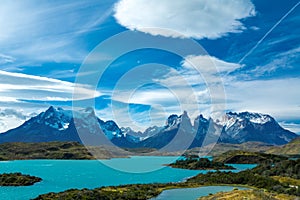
272;176;300;187
0;142;95;160
0;138;298;161
0;173;42;186
252;158;300;179
168;157;235;170
187;170;299;196
187;142;274;157
188;158;300;196
186;138;300;158
0;142;184;160
198;189;297;200
214;150;288;164
33;183;183;200
267;138;300;156
0;142;138;160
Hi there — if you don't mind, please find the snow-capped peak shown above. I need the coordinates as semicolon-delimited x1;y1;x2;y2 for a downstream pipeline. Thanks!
36;106;72;131
215;111;273;132
231;112;272;124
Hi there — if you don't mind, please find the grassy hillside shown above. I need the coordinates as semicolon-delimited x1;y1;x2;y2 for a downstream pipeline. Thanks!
186;139;300;157
198;189;297;200
185;142;274;157
189;158;300;195
0;173;42;186
0;141;139;160
0;141;184;160
0;141;96;160
267;137;300;156
0;139;297;160
214;150;288;164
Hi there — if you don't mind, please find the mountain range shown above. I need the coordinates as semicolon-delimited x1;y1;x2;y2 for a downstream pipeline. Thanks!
0;106;298;150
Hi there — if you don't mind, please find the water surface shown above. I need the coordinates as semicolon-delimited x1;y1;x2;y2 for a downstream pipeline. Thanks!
0;156;255;199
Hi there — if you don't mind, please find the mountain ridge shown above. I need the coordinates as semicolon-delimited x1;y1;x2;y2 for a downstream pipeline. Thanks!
0;106;298;149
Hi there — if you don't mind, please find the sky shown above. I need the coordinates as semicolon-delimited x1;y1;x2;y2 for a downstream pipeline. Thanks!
0;0;299;133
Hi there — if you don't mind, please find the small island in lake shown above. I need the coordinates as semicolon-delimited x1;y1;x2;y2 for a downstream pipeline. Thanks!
0;173;42;186
168;157;236;170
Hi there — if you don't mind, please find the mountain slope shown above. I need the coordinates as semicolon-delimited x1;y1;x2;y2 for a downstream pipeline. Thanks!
217;112;297;145
0;106;138;146
0;106;81;143
0;107;298;148
140;111;298;150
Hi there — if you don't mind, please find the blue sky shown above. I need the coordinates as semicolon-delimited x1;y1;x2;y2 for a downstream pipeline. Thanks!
0;0;299;133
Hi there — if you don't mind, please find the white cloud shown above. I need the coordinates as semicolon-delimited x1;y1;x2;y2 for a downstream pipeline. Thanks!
0;108;34;133
0;108;27;120
182;55;242;75
0;53;15;64
114;0;255;39
0;70;101;102
97;53;300;134
147;55;241;96
225;78;300;121
108;55;242;127
0;114;25;133
279;122;300;134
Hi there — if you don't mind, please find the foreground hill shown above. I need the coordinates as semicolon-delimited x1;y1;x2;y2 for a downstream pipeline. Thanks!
0;141;183;160
214;150;288;164
185;138;299;157
186;142;274;157
0;139;297;161
198;189;297;200
0;141;126;160
267;137;300;156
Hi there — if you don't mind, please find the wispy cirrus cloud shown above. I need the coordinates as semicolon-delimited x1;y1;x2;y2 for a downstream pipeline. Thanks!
114;0;255;39
0;53;15;64
0;69;102;132
0;0;114;66
0;70;101;102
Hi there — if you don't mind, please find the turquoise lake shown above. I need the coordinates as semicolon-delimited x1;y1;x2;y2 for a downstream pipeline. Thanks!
0;156;256;200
